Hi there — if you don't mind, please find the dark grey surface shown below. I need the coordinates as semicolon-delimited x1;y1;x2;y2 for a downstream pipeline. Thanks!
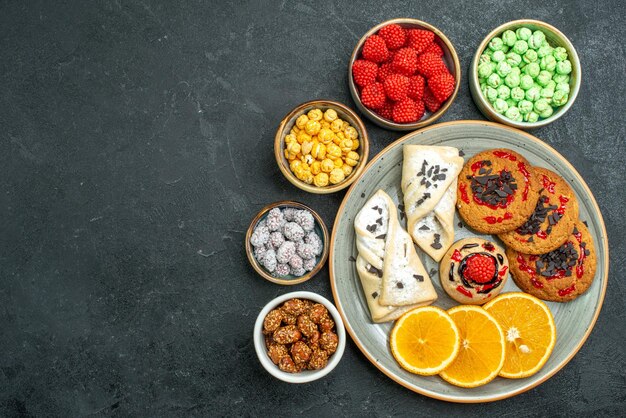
1;0;624;416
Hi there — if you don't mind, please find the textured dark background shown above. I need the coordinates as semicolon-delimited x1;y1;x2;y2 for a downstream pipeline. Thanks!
1;0;625;416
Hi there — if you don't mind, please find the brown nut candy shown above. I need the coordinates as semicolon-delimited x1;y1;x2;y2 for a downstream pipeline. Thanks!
319;315;335;333
282;313;297;325
263;309;283;334
273;325;302;344
307;330;321;351
308;349;329;370
281;298;309;316
278;355;298;373
290;341;312;364
320;331;339;354
308;303;328;324
267;343;289;365
296;314;317;338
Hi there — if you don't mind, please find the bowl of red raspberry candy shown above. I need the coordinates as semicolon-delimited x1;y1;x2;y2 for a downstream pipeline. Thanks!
348;18;461;131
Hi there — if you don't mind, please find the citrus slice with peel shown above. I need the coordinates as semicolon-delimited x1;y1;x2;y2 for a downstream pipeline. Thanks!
439;305;505;388
390;306;460;375
483;292;556;379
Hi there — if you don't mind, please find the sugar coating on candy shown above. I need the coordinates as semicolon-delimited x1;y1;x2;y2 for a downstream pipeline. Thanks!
254;245;268;261
274;263;290;277
268;231;285;249
289;254;304;269
297;241;316;260
262;249;277;273
303;258;317;272
293;210;315;232
277;241;297;264
250;224;270;247
305;231;323;256
283;222;305;241
290;266;306;277
283;207;298;222
265;207;285;232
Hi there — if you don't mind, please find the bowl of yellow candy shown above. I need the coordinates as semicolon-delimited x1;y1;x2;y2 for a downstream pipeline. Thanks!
274;100;369;194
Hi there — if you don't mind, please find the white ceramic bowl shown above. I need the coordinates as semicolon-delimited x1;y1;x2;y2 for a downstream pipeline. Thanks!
253;291;346;383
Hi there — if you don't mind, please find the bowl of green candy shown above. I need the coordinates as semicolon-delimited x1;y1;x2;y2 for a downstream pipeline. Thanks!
470;19;580;129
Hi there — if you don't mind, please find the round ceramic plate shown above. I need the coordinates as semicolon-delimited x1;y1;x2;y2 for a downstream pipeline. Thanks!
329;121;608;403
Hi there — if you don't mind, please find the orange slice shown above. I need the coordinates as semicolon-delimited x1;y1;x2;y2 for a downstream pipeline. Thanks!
390;306;460;375
483;292;556;379
439;305;505;388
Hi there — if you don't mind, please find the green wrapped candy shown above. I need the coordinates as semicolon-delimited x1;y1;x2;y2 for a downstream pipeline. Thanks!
506;98;517;108
520;74;534;90
516;27;532;41
479;54;492;65
492;50;506;62
528;30;546;49
502;44;510;53
524;111;539;123
497;85;511;100
552;90;569;106
506;52;522;67
518;100;534;114
553;73;570;84
540;87;554;101
493;98;509;114
537;70;553;86
540;55;557;72
485;48;495;57
539;106;554;118
537;44;553;58
489;37;504;51
480;82;488;96
505;72;521;88
534;98;551;114
523;49;538;63
513;40;528;54
478;62;494;79
505;106;521;121
556;60;572;75
524;62;540;78
502;30;517;46
511;86;525;101
496;61;512;77
525;86;541;102
545;80;556;90
553;46;568;61
510;66;521;76
556;82;570;94
487;73;502;88
486;86;498;102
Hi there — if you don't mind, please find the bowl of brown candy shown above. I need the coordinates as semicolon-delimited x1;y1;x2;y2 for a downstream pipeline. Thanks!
253;291;346;383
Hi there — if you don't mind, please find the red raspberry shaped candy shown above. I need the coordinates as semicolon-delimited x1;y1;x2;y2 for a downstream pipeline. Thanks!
416;52;449;78
406;29;435;54
407;75;425;101
428;72;456;103
378;24;406;50
361;82;386;109
377;62;394;83
392;98;424;123
391;48;418;76
462;254;496;284
423;86;442;113
383;74;410;101
423;42;444;57
377;100;394;120
362;34;389;63
352;59;378;87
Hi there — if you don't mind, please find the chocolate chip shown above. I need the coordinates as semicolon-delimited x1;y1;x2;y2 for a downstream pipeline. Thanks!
371;292;378;299
396;282;404;289
418;225;430;231
376;217;383;225
459;150;465;157
413;274;424;282
375;234;386;240
361;192;365;198
431;242;443;249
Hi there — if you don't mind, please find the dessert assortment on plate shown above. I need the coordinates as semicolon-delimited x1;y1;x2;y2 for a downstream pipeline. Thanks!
351;145;596;387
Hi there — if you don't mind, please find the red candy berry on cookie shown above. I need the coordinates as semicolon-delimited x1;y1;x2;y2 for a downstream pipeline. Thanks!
462;254;497;284
407;75;425;101
416;52;449;78
428;72;455;103
392;98;424;123
378;24;406;50
362;34;389;63
361;82;387;109
406;29;435;54
383;74;410;101
352;59;378;87
391;48;418;76
423;86;442;113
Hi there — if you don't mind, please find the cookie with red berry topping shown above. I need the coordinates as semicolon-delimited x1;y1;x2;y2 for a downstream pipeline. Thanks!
499;167;579;255
440;238;509;305
507;221;596;302
456;149;541;234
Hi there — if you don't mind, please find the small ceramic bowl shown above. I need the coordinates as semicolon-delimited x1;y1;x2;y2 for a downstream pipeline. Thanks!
348;18;461;131
245;200;329;285
274;100;369;194
254;291;346;383
469;19;581;129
